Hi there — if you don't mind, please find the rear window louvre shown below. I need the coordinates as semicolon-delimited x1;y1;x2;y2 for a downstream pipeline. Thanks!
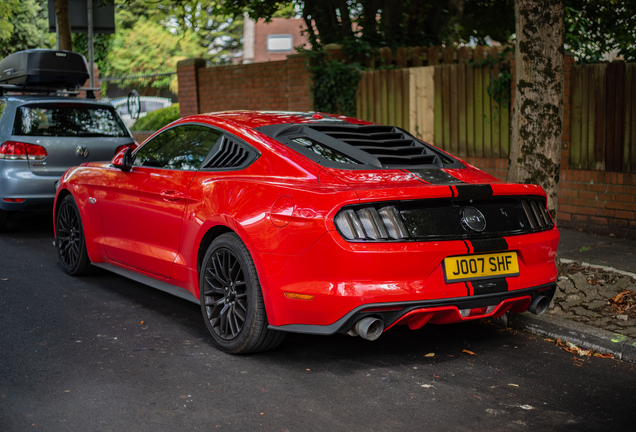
256;123;464;170
309;125;443;167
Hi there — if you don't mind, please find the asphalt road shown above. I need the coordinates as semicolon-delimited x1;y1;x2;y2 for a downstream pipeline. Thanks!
1;214;635;432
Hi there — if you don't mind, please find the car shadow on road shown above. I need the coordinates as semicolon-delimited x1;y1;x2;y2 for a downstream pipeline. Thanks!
83;268;524;372
1;211;54;237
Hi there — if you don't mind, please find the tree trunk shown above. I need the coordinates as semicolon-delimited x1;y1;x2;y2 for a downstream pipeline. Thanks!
55;0;73;51
507;0;564;220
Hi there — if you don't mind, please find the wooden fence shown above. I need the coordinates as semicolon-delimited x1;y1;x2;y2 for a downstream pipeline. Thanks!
356;51;510;158
570;62;636;172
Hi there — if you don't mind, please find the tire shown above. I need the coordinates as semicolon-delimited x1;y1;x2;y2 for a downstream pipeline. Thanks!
0;209;8;232
199;233;286;354
56;195;95;275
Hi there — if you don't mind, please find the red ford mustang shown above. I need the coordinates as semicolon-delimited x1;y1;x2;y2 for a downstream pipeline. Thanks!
53;111;559;354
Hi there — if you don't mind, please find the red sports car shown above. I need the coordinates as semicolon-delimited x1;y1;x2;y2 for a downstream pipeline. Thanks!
53;111;559;354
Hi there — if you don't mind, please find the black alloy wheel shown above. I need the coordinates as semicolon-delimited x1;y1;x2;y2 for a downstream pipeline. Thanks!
56;195;94;275
204;246;248;340
200;233;285;354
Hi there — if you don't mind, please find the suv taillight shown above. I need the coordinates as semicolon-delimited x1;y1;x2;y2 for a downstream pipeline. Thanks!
0;141;47;161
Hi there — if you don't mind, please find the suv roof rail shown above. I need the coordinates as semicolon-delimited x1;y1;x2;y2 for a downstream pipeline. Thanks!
0;85;101;98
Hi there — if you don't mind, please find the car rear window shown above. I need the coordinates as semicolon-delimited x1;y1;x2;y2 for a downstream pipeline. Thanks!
14;103;129;138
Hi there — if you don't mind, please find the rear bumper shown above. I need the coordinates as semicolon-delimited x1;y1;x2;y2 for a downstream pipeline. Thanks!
255;227;559;328
269;283;555;335
0;161;59;211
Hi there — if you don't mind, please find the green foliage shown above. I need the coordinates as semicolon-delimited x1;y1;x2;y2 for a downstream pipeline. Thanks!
0;0;21;41
72;33;113;77
307;52;362;117
0;0;54;58
131;104;180;131
107;18;206;89
458;0;515;45
565;0;636;63
116;0;243;65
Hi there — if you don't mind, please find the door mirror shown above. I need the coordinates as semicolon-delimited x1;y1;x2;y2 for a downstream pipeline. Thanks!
112;146;134;171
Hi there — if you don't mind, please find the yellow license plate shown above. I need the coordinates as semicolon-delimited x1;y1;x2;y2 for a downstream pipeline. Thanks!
443;251;519;283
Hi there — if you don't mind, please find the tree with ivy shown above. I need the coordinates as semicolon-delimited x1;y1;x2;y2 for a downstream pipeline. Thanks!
507;0;564;219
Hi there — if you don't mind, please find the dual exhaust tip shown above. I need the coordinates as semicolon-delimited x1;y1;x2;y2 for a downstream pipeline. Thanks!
348;317;384;341
348;295;550;341
528;295;551;315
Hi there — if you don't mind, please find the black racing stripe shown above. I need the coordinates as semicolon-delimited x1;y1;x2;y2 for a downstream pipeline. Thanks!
472;278;509;295
464;281;471;296
454;184;493;198
469;238;509;253
401;169;427;184
406;169;465;185
462;240;471;254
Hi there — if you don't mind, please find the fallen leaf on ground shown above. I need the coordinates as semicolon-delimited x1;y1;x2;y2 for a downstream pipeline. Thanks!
425;353;435;357
594;352;614;359
462;349;476;356
508;384;519;387
610;291;630;303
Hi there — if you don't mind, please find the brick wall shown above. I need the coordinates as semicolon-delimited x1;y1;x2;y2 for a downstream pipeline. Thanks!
132;132;154;144
177;58;206;117
177;54;312;117
557;170;636;238
466;156;636;239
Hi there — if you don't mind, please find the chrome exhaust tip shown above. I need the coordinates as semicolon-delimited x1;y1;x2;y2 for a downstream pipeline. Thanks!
353;317;384;341
528;295;551;315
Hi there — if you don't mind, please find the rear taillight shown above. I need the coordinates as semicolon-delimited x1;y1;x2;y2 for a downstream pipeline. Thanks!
0;141;47;161
334;205;410;241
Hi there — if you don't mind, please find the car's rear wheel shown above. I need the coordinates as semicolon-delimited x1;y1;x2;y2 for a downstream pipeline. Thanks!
0;209;8;232
199;233;286;354
56;195;94;275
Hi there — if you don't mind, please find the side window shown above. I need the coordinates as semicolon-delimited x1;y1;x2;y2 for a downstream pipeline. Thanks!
133;125;222;170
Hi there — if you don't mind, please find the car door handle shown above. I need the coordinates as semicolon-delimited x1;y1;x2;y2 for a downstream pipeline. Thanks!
160;190;184;202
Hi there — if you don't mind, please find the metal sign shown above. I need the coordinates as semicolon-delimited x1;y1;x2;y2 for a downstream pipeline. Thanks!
48;0;115;34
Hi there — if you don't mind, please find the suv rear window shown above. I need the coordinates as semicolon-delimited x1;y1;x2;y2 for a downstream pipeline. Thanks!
14;103;129;138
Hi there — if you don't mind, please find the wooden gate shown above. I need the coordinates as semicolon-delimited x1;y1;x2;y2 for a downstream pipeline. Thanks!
570;63;636;172
356;61;510;158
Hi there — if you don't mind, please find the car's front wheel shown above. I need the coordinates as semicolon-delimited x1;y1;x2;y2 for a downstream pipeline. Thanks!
199;233;286;354
56;195;94;275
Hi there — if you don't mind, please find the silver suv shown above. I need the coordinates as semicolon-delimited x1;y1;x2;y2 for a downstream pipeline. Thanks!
0;50;135;231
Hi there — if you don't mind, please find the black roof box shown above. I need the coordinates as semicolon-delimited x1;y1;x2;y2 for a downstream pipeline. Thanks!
0;49;89;89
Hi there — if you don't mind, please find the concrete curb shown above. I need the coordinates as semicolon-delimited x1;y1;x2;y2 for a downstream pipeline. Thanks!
560;258;636;278
508;312;636;363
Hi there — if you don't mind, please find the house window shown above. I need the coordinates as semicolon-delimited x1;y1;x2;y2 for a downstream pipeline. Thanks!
267;35;293;52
